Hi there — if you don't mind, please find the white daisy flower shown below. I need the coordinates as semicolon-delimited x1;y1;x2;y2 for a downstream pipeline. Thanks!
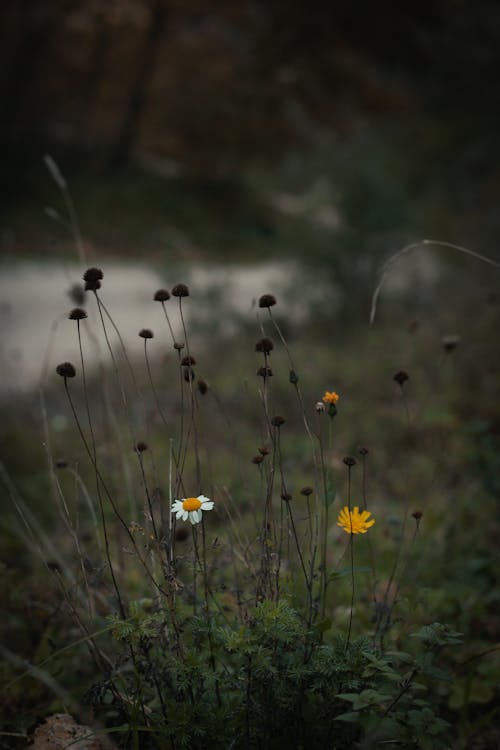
171;494;214;525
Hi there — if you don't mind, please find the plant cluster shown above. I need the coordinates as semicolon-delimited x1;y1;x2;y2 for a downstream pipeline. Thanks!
0;267;469;749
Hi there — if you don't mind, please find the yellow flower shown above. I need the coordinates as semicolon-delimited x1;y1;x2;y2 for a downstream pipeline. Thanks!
322;391;339;405
337;506;375;535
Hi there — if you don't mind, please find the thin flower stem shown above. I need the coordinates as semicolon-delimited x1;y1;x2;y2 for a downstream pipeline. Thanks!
97;294;140;394
62;377;126;618
319;414;334;618
360;451;377;607
346;465;355;650
191;525;199;615
62;378;168;601
91;290;136;517
136;450;159;542
286;500;313;622
160;300;177;346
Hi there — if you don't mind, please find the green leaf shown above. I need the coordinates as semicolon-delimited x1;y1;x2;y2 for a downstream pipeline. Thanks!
334;711;360;724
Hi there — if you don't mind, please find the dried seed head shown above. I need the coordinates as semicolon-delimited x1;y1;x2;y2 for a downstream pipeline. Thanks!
257;365;273;378
393;370;409;386
289;369;299;385
255;337;274;354
84;279;101;291
271;415;285;427
315;401;326;413
135;441;148;453
252;454;264;464
258;446;270;455
197;378;208;395
172;283;189;298
69;307;87;320
184;367;195;382
412;510;423;521
181;355;196;366
358;446;369;456
139;328;154;339
442;334;461;352
281;491;292;502
175;527;189;542
154;289;170;302
173;342;185;351
83;267;103;283
343;456;357;467
68;284;85;306
56;362;76;378
258;293;276;308
300;486;313;497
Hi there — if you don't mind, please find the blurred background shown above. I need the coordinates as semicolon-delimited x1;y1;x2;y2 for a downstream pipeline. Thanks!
2;0;500;387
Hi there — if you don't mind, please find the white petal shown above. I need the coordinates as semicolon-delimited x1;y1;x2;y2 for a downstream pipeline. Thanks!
171;501;182;513
189;511;199;525
182;510;189;521
197;495;211;504
200;501;214;511
175;510;184;519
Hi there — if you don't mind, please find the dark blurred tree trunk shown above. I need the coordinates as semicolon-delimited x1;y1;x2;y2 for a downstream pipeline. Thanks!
77;18;110;150
108;0;167;169
0;5;61;149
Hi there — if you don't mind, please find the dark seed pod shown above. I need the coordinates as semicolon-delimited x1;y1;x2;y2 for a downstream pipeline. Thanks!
68;283;85;306
56;362;76;378
84;279;101;291
68;307;87;320
173;342;185;351
55;459;68;469
257;366;273;378
271;415;285;427
300;486;313;496
442;334;461;352
343;456;357;467
412;510;423;521
258;446;270;456
139;328;154;339
255;337;274;354
358;446;369;456
197;378;208;395
83;267;103;283
258;293;276;308
252;455;264;464
154;289;170;302
181;355;196;366
281;491;292;502
184;367;195;382
172;283;189;298
393;370;409;386
135;442;148;453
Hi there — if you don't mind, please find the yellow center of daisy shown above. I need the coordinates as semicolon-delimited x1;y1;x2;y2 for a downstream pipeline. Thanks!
182;497;202;511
